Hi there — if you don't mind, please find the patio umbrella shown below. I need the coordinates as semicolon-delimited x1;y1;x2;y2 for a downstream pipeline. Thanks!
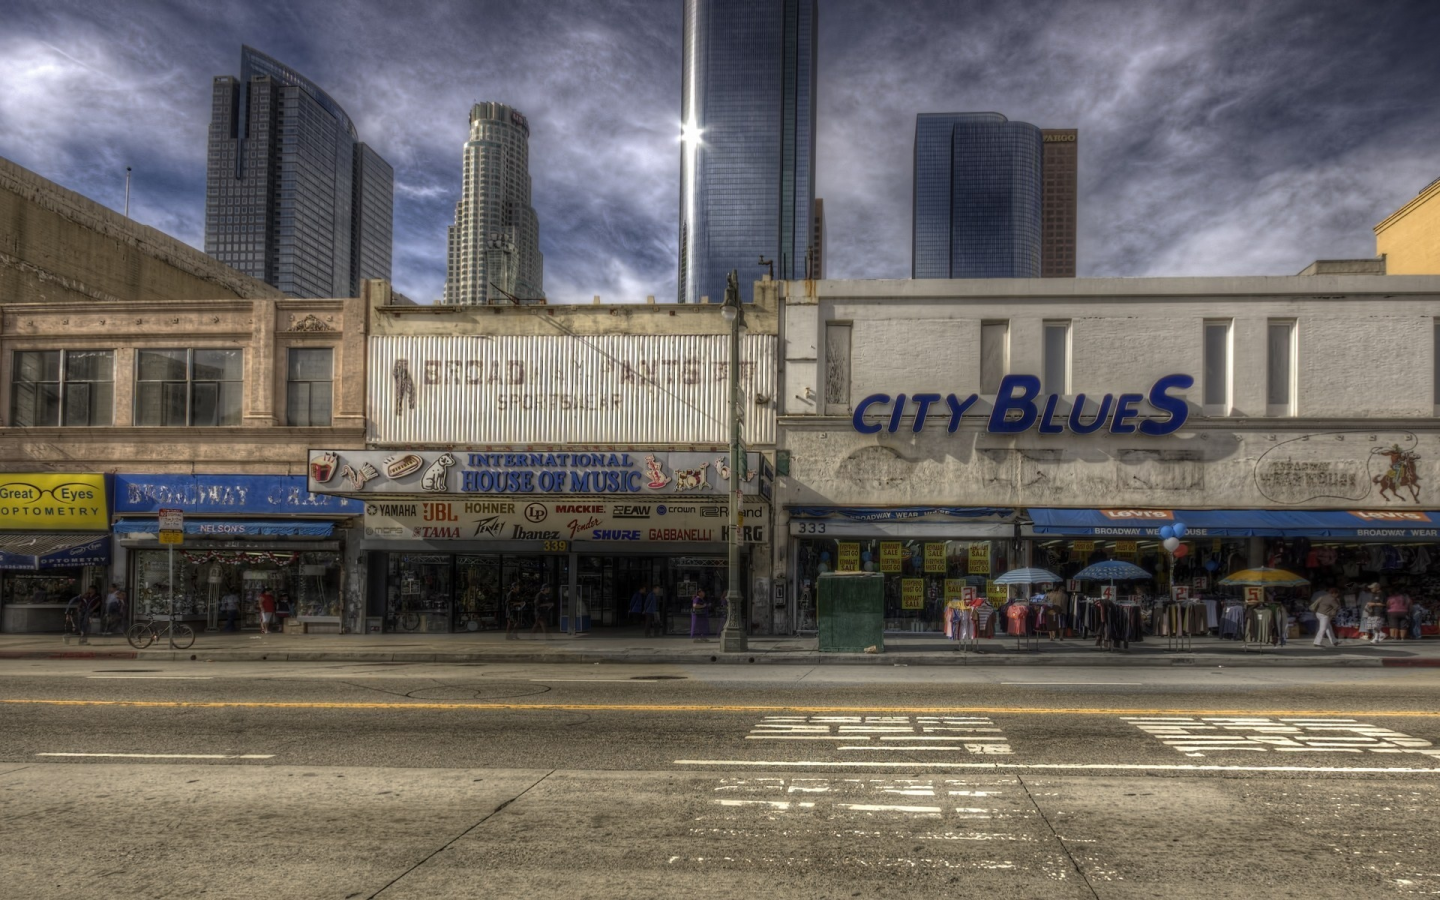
1073;560;1152;582
1218;567;1309;587
992;567;1063;586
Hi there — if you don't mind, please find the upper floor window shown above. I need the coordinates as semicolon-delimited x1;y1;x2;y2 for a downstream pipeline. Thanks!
135;349;243;426
287;348;333;427
980;321;1009;394
10;350;114;427
1203;320;1231;414
1042;321;1070;395
823;323;851;414
1266;320;1296;417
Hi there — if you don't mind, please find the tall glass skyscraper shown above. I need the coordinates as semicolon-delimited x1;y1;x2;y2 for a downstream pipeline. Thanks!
678;0;817;304
443;102;544;305
912;113;1043;279
205;46;392;298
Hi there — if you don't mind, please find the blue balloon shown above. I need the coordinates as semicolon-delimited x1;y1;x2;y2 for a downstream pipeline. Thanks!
1159;526;1175;540
861;551;872;562
820;552;830;561
1173;523;1188;538
1205;559;1219;572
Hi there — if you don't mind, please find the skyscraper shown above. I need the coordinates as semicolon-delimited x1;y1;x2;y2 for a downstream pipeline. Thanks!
443;102;544;305
1041;129;1078;277
812;197;826;279
678;0;817;304
912;113;1043;279
205;46;392;298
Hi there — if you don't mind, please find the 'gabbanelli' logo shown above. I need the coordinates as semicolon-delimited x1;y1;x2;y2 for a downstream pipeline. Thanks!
1100;509;1174;520
1349;511;1432;522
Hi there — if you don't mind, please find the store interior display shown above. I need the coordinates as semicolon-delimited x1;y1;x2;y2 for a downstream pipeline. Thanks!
1;571;83;605
132;549;340;625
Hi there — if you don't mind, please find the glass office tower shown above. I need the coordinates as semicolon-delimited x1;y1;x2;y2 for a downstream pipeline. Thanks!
205;46;392;298
912;113;1043;279
678;0;817;304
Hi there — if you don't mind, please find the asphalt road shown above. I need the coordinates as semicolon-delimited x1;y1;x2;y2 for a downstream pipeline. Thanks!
4;660;1440;898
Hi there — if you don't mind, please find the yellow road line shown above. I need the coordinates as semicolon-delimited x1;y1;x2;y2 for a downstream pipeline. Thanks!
4;698;1440;717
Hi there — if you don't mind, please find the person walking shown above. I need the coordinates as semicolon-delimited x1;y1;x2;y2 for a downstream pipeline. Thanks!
690;588;710;640
628;584;647;628
505;583;525;640
103;585;126;635
258;588;277;635
67;586;98;644
1310;584;1340;648
1386;587;1413;642
1044;583;1067;640
530;583;554;638
220;588;240;632
1363;585;1387;643
643;585;663;637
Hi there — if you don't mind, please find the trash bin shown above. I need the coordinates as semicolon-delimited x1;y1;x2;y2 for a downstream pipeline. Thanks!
817;572;885;653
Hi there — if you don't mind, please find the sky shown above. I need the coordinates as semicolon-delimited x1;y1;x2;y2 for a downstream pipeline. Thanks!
1;0;1437;303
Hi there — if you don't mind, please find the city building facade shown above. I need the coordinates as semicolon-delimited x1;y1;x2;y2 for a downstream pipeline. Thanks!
443;103;545;305
1040;129;1077;277
912;113;1043;279
811;198;826;279
205;45;393;299
678;0;817;303
775;274;1440;634
1376;176;1440;275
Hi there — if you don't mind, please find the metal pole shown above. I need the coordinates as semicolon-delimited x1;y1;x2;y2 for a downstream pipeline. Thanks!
124;167;132;218
720;273;747;653
168;542;175;649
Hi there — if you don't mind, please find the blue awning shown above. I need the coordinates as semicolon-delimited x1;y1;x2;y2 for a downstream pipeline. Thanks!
1027;508;1440;540
789;507;1014;522
0;533;111;570
115;519;334;538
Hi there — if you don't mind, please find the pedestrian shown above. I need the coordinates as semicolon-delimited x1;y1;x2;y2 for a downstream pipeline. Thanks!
1386;586;1413;642
629;584;647;628
103;586;127;635
1044;583;1067;640
643;585;663;637
690;588;710;640
530;583;554;638
67;586;98;644
505;583;525;640
1363;584;1387;643
1309;584;1340;648
220;587;240;632
258;588;277;635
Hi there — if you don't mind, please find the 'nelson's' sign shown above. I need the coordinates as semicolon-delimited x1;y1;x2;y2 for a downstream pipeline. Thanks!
852;374;1192;436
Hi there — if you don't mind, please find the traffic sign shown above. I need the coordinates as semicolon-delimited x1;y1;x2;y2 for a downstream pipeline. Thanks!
158;531;183;545
158;507;184;531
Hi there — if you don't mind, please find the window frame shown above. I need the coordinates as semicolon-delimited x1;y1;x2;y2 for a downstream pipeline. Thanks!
286;346;335;427
10;349;115;427
1202;319;1232;415
1266;320;1296;417
980;320;1009;395
134;348;244;427
1042;320;1071;395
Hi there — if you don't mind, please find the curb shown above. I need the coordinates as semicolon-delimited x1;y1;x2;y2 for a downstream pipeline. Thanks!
0;650;139;660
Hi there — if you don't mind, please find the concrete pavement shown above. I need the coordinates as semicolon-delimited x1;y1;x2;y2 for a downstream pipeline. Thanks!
3;627;1439;666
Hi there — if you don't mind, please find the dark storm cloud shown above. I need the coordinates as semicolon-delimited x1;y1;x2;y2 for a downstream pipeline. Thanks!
1;0;1436;302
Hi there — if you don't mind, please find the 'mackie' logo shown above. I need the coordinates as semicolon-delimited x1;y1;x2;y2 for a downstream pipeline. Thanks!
1349;511;1432;522
1100;510;1174;520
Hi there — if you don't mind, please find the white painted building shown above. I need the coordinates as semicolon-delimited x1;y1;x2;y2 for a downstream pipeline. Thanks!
443;103;544;305
775;275;1440;634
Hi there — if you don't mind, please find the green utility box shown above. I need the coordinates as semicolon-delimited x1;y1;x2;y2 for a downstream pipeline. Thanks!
817;572;885;653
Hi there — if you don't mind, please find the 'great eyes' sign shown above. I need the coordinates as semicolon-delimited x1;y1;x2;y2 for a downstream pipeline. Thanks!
851;374;1193;437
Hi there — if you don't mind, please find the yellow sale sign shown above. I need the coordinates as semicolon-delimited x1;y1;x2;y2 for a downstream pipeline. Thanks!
901;578;924;609
879;542;903;573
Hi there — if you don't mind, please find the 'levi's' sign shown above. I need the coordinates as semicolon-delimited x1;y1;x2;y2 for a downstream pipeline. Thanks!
851;374;1193;437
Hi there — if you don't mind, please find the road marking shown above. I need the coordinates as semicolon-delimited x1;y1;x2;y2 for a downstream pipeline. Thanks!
1124;716;1440;758
36;752;274;759
6;698;1440;718
1000;682;1141;686
86;676;214;680
528;679;674;683
678;759;1440;773
747;715;1013;755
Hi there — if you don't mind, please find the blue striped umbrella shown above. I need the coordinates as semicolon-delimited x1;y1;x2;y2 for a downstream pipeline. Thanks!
992;567;1063;586
1073;560;1152;582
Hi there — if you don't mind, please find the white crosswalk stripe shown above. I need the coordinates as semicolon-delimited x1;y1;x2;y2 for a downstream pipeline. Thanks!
1123;716;1440;758
748;715;1011;755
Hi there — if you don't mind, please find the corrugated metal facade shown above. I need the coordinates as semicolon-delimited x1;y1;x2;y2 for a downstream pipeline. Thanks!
369;334;776;446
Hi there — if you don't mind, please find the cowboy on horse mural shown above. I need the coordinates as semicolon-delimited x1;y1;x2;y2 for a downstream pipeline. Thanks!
1373;443;1422;503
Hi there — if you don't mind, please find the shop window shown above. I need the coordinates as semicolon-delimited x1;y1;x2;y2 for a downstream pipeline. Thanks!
135;348;243;426
10;349;114;427
286;347;333;426
1203;320;1231;414
1266;320;1295;416
823;322;851;413
1043;321;1070;395
980;321;1008;394
131;549;340;626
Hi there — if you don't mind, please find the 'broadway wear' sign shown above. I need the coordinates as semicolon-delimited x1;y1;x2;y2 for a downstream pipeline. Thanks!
364;498;768;544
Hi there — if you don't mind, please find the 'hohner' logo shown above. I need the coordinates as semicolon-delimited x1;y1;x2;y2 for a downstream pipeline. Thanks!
1349;511;1432;522
1100;509;1174;520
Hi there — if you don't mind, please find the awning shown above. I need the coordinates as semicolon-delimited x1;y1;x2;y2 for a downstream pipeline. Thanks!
0;533;111;570
1026;508;1440;540
114;519;334;538
788;507;1014;521
787;507;1016;539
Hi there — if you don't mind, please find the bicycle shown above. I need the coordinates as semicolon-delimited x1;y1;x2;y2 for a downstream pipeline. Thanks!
126;616;195;650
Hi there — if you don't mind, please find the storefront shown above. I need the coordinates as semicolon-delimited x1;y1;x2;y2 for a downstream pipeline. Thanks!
308;449;773;634
0;473;112;633
112;474;361;632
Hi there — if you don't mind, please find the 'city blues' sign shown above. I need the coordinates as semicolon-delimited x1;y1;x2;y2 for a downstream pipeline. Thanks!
852;374;1193;437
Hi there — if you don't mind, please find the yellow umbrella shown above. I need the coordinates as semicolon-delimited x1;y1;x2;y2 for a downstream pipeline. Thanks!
1217;567;1310;587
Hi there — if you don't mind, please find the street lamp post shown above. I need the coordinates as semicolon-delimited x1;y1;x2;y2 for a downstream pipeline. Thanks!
719;271;748;653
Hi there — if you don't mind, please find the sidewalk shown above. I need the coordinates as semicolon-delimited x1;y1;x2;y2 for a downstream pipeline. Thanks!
3;629;1439;667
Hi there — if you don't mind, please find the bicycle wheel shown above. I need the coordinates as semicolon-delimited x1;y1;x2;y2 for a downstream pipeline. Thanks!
126;622;155;650
170;623;196;650
400;611;421;632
